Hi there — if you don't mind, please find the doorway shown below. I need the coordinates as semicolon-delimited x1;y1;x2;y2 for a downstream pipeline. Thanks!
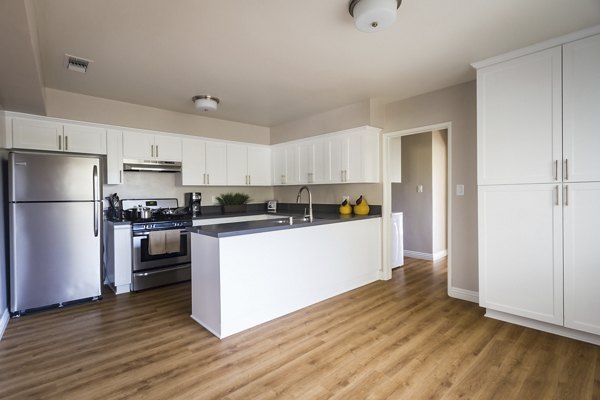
381;123;452;286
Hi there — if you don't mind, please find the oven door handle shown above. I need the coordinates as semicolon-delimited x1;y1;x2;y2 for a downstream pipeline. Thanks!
133;230;189;237
135;265;190;276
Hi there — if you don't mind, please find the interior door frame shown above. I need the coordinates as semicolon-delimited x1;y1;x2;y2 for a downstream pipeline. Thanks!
381;122;452;288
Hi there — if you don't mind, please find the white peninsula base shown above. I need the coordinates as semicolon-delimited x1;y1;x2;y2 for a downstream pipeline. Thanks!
191;217;381;339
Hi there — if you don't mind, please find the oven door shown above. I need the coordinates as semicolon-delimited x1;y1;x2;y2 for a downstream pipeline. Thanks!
132;229;190;272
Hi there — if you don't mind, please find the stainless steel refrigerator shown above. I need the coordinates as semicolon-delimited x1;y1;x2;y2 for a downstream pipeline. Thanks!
9;151;102;315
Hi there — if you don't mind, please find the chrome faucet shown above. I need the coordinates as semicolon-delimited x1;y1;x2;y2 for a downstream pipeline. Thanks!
296;185;313;222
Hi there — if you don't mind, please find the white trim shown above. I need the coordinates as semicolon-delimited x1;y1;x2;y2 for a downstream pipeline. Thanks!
472;24;600;69
404;250;433;260
485;309;600;346
381;122;453;294
448;287;479;303
0;308;9;342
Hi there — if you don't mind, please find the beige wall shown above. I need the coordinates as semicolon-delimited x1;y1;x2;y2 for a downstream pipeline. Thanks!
45;88;270;144
270;100;371;144
393;132;434;254
385;80;477;292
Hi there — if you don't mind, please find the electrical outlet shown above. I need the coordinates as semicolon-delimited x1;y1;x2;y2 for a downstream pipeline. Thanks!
211;195;217;204
342;195;350;203
456;184;465;196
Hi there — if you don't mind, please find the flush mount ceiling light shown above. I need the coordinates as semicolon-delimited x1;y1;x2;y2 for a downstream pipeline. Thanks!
192;95;220;112
349;0;402;33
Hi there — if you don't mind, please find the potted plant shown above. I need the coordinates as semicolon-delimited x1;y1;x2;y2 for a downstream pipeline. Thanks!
216;192;251;214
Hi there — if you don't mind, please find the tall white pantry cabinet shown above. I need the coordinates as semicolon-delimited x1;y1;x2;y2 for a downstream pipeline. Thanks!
474;29;600;342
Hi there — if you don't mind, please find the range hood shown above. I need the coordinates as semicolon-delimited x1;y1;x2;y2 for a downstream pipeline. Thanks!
123;159;182;173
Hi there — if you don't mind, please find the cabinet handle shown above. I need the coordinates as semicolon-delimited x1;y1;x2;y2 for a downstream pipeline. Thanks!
554;160;558;181
207;174;210;185
564;185;569;206
554;185;559;206
65;136;69;151
58;135;62;150
564;159;569;181
151;145;154;158
119;170;123;184
156;145;159;158
203;173;206;185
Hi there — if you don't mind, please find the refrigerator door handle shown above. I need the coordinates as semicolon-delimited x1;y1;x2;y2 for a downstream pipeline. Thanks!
93;165;99;237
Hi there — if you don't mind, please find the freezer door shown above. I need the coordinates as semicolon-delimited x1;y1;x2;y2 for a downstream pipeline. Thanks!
10;202;101;313
9;152;100;202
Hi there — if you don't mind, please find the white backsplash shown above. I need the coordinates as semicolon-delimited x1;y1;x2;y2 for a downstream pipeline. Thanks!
103;171;275;207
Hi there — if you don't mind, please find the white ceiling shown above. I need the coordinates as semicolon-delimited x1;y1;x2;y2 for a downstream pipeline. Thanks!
15;1;600;126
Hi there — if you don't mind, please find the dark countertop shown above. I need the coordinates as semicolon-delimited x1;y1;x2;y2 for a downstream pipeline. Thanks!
188;213;381;238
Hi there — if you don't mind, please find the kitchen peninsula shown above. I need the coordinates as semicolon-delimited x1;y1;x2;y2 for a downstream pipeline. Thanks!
189;215;381;339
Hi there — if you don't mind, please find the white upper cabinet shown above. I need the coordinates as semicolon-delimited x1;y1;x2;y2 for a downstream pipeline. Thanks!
476;47;563;185
247;146;271;186
272;126;380;186
106;129;124;185
181;139;227;186
226;144;271;186
226;143;248;186
12;117;107;155
63;124;107;154
563;34;600;183
122;131;181;162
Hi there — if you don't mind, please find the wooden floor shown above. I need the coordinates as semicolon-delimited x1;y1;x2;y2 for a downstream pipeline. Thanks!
1;257;599;399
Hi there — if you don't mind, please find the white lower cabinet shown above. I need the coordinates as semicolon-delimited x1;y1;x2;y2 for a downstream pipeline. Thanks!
480;182;600;336
104;222;132;294
563;182;600;335
478;184;563;325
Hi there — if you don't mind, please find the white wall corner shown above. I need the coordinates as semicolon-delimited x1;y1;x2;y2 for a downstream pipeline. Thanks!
0;308;9;342
448;287;479;304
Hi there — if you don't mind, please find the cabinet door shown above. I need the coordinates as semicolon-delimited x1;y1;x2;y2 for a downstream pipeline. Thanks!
63;124;107;154
106;130;123;185
247;146;271;186
477;47;562;185
329;136;345;183
226;143;248;186
298;142;315;184
345;132;363;182
205;141;227;185
272;146;287;185
478;184;563;325
360;129;380;183
154;135;182;162
563;34;600;182
313;139;330;184
285;145;300;185
181;139;206;186
563;182;600;335
12;118;62;151
122;131;153;159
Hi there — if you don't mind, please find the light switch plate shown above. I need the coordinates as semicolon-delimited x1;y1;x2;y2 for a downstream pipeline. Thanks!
417;185;423;193
456;184;465;196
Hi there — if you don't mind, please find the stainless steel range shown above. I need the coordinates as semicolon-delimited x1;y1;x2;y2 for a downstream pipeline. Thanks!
121;198;192;291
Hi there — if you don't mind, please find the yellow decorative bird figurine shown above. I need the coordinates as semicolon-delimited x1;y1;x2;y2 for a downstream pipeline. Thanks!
353;195;370;215
339;199;352;215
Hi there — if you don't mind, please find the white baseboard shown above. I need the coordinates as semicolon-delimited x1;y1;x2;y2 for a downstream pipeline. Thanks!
448;287;479;303
404;250;432;260
0;308;9;342
433;250;448;260
485;309;600;346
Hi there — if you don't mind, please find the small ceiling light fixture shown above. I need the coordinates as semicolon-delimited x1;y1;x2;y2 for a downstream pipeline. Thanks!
349;0;402;33
192;95;220;112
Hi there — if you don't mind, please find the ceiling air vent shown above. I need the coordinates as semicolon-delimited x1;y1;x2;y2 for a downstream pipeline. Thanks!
63;54;93;73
